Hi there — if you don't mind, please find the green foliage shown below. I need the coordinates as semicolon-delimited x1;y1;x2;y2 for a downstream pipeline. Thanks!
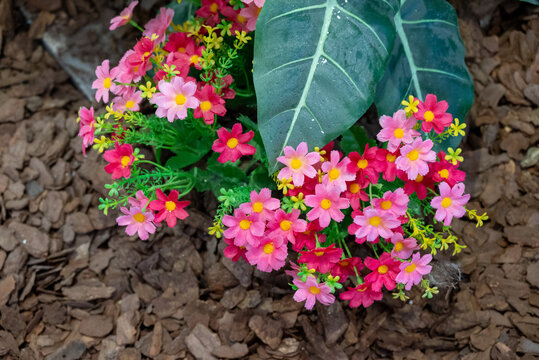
253;0;396;172
339;125;375;154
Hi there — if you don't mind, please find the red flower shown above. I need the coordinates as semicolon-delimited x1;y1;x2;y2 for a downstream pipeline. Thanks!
431;151;465;186
148;189;190;227
380;148;399;182
331;257;364;282
163;32;197;56
104;141;134;179
414;94;453;134
398;170;435;200
194;84;226;124
347;144;385;187
133;37;155;63
364;253;400;291
298;244;343;273
292;219;326;252
343;181;369;210
196;0;226;26
339;280;383;308
223;237;247;262
212;123;255;163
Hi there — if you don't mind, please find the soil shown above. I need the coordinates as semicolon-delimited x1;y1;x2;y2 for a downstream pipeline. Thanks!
0;0;538;359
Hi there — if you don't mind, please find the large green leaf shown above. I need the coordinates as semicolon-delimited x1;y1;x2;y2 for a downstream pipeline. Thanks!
374;0;474;150
253;0;396;172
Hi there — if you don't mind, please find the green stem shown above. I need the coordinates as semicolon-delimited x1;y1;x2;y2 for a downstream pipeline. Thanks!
129;19;144;32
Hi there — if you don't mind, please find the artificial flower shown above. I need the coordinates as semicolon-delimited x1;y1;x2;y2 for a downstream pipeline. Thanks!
223;237;247;262
110;1;138;30
193;84;226;124
353;207;400;242
414;94;453;134
116;206;156;240
143;7;174;43
148;189;190;227
298;244;343;273
371;188;409;216
395;252;432;290
340;281;383;308
212;123;255;163
395;138;436;180
245;236;287;272
104;141;134;179
376;109;419;152
293;275;334;310
321;151;355;192
390;233;419;260
364;253;401;291
431;182;470;226
239;188;280;221
92;60;119;103
267;209;307;244
222;208;264;247
151;77;200;122
277;142;319;187
305;183;350;228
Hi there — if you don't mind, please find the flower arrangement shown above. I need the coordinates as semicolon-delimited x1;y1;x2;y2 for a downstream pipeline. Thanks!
77;0;487;311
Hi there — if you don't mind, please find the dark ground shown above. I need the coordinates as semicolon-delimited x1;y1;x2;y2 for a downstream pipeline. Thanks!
0;0;538;359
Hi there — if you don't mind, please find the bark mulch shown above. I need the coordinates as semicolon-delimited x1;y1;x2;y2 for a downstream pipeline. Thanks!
0;0;537;359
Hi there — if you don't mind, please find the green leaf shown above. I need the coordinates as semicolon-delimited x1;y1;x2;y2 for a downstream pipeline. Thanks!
166;151;203;170
253;0;396;172
339;125;375;154
166;0;198;24
374;0;474;150
521;0;539;5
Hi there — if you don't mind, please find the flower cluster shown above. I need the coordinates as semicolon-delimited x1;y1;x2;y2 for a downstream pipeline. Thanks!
214;94;480;310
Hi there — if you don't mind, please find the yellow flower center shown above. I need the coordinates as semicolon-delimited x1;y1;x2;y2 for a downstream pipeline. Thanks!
320;199;332;210
405;263;416;273
328;168;340;180
369;216;381;227
340;261;349;267
357;159;368;169
121;156;131;167
378;265;388;274
280;220;292;231
200;101;212;111
237;14;246;23
125;100;135;109
290;158;302;170
349;183;360;194
407;150;419;161
210;2;218;12
380;200;392;210
175;94;186;105
424;111;434;122
143;51;151;59
263;242;274;254
394;242;403;252
441;197;452;208
177;47;186;53
309;286;320;295
239;219;251;230
356;286;367;292
415;174;424;183
165;201;176;211
226;138;238;149
103;77;112;89
386;153;396;162
133;213;145;222
438;169;449;179
190;55;199;64
393;128;404;139
252;202;263;213
314;251;324;256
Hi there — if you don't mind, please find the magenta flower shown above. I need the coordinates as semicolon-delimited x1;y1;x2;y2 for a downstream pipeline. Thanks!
377;110;420;152
148;189;190;228
239;188;280;221
396;252;432;290
339;281;383;308
353;207;401;242
390;233;419;260
245;236;287;272
212;123;256;163
239;3;262;31
222;209;264;247
372;188;409;216
364;253;401;291
78;106;95;155
305;183;350;228
128;190;150;209
151;77;200;122
331;257;364;282
321;151;356;192
143;7;174;43
431;182;470;226
92;60;119;103
104;141;134;179
292;219;326;252
298;244;343;273
116;206;156;240
277;142;319;187
267;209;307;245
395;138;436;180
110;1;138;30
414;94;453;134
347;145;385;187
431;151;466;186
293;275;335;310
343;181;369;211
223;238;247;262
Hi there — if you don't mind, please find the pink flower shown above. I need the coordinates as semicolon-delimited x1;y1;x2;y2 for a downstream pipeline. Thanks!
267;209;307;245
112;88;143;112
222;209;264;247
364;253;401;291
381;149;399;182
92;60;119;103
193;84;226;124
245;236;287;272
305;183;350;228
116;206;156;240
151;77;200;122
339;281;383;308
242;0;265;7
415;94;453;134
239;188;280;221
395;138;436;180
347;145;385;187
148;189;190;228
104;141;134;179
390;233;419;260
396;252;432;290
353;207;400;242
277;142;319;187
128;190;150;209
321;151;356;192
298;244;343;273
343;181;369;211
372;188;409;216
223;238;247;262
331;257;364;282
78;106;95;155
292;219;326;251
110;1;138;30
431;182;470;226
377;110;420;152
293;275;334;310
212;123;255;163
239;3;262;31
143;7;174;44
